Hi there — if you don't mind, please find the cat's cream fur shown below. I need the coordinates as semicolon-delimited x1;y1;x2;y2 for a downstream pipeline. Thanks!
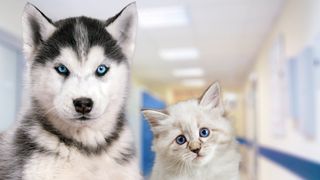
142;82;240;180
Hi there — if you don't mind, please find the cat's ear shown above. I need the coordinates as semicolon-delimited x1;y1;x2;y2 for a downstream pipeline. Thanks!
199;82;224;113
142;109;169;128
106;2;138;60
22;3;56;61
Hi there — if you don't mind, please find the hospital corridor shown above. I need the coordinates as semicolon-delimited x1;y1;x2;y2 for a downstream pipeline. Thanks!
0;0;320;179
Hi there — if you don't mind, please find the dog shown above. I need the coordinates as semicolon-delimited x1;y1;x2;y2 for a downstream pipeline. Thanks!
0;2;141;180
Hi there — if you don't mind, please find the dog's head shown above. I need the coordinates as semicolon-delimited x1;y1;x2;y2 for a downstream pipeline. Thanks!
22;3;137;125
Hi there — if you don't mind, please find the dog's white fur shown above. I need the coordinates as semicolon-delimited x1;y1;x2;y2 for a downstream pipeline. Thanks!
22;126;139;180
0;2;141;180
32;46;129;146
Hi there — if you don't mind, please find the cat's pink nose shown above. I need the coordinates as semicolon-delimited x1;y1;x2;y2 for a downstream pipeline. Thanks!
190;148;201;154
189;141;201;154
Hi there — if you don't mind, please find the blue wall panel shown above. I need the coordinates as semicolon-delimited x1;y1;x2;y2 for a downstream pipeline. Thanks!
141;92;166;177
259;146;320;180
237;138;320;179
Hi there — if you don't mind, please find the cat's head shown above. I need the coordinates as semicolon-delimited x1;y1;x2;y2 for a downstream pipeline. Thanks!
142;82;234;167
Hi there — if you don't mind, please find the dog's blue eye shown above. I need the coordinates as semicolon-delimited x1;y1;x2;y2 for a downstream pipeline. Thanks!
199;128;210;137
175;135;187;145
96;64;109;77
55;64;69;76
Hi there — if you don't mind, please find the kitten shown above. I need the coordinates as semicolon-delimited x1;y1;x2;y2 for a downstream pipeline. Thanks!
142;82;240;180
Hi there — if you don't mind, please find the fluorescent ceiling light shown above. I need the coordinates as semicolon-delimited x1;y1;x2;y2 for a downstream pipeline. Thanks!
181;79;206;87
173;68;204;77
139;6;189;28
159;48;199;61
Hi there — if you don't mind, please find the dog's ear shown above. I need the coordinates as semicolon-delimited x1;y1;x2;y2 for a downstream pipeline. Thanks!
106;2;138;61
22;3;56;61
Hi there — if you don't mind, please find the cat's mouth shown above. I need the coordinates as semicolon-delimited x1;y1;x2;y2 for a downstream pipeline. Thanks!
194;154;204;160
192;154;210;165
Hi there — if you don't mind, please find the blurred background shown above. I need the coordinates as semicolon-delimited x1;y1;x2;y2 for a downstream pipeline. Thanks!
0;0;320;179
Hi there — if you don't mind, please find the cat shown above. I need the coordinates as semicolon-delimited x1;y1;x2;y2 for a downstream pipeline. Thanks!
142;82;240;180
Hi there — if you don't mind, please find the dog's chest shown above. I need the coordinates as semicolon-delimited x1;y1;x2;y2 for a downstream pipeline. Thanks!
22;152;133;180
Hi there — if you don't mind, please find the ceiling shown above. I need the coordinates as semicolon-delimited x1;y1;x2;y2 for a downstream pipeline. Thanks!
28;0;284;90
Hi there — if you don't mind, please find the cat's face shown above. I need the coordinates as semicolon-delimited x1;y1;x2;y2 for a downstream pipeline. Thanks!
143;82;233;167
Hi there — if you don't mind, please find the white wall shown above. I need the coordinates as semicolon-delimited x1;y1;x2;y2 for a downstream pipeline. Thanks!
0;43;20;132
244;0;320;179
0;0;26;39
127;81;143;162
0;1;25;132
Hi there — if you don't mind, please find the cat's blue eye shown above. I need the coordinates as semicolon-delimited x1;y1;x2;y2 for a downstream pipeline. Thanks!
55;64;70;76
96;64;109;77
199;128;210;137
175;135;187;145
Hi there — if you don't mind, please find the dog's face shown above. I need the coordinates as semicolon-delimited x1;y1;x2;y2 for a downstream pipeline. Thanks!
22;3;137;125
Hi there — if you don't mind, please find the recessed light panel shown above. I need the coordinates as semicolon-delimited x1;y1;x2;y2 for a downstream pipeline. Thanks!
159;47;199;61
139;6;189;28
181;79;206;87
173;68;204;77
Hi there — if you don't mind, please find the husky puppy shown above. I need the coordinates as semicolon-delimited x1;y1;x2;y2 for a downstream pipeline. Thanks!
0;2;141;180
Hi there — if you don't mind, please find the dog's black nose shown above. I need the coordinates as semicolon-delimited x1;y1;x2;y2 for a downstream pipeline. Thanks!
73;98;93;114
